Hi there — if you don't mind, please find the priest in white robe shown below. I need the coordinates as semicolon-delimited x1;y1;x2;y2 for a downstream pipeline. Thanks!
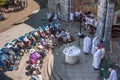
91;36;100;55
83;35;91;55
92;46;102;70
108;67;118;80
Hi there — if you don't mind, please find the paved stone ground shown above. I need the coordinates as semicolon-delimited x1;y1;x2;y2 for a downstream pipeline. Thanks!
0;23;35;47
53;21;99;80
0;0;39;33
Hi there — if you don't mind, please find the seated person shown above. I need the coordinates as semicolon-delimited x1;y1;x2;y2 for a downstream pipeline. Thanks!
49;34;58;46
0;12;7;20
33;31;40;40
75;11;80;21
16;39;25;49
54;22;61;31
29;49;41;65
45;26;50;35
60;30;67;42
50;25;56;35
39;27;46;38
55;32;62;44
45;36;53;48
65;29;71;42
77;32;84;38
36;42;44;50
40;39;47;47
31;71;41;80
28;32;37;42
23;36;31;48
0;53;12;68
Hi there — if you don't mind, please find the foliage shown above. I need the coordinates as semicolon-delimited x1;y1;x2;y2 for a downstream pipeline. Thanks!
115;0;120;11
0;0;7;7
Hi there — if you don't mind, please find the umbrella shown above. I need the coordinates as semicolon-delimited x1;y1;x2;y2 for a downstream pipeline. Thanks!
29;53;37;60
29;52;40;60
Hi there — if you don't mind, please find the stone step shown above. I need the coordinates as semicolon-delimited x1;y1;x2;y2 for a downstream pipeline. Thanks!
41;54;51;80
47;54;56;80
51;55;62;80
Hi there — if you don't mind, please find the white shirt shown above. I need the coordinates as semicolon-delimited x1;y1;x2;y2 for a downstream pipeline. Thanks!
70;13;74;21
75;11;80;17
77;32;82;36
47;13;51;19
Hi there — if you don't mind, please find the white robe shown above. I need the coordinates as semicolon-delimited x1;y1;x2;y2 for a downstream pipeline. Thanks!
83;37;91;53
91;37;100;54
92;49;102;69
108;70;118;80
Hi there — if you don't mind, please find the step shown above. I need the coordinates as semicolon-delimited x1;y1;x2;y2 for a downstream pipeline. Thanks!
41;54;51;80
47;54;56;80
51;55;62;80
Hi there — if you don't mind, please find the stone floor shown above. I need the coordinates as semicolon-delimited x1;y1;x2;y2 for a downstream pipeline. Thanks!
52;21;98;80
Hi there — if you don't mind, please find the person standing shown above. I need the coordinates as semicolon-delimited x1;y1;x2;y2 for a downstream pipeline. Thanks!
108;67;118;80
91;36;100;55
83;35;91;55
70;12;74;22
47;12;51;22
92;46;102;70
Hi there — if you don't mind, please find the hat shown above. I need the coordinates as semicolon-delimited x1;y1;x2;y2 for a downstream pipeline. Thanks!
32;71;36;75
29;49;35;53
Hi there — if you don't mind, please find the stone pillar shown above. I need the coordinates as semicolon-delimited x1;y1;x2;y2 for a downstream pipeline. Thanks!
95;0;107;40
96;0;115;51
48;0;56;12
59;0;69;21
103;0;115;51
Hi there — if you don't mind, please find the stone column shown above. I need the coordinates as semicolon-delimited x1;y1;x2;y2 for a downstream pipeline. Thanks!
103;0;115;51
59;0;69;21
95;0;107;40
48;0;56;12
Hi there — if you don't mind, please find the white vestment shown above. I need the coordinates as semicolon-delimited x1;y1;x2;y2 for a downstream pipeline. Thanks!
83;37;91;53
92;49;102;69
66;32;70;40
91;37;100;54
108;70;118;80
101;48;105;59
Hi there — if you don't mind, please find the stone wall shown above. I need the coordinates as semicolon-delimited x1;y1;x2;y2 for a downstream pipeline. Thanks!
48;0;74;21
48;0;69;21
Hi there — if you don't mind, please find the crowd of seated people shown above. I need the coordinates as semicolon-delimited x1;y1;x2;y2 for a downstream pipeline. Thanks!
0;21;74;79
0;0;28;21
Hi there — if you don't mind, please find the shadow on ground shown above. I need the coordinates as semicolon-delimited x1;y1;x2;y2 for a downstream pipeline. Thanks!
0;73;13;80
24;0;48;29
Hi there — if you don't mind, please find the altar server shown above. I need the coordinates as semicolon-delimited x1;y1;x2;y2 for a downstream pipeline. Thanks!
92;46;102;70
91;36;100;55
108;67;118;80
83;35;91;55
